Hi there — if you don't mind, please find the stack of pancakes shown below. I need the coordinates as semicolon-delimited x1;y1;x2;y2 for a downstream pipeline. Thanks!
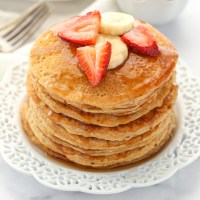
21;21;178;168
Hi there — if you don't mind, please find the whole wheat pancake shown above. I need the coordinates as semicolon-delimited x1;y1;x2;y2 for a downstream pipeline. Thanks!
28;110;171;156
21;103;175;168
24;130;172;169
29;74;174;126
25;99;172;154
28;83;177;141
31;74;166;116
29;21;178;111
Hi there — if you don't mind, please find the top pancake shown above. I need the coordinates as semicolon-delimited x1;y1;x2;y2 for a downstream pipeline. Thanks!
29;20;178;109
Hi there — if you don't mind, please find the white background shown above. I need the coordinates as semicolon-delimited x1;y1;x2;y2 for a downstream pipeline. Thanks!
0;0;200;199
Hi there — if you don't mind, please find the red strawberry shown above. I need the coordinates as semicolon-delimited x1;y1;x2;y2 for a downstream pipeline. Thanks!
58;11;101;45
121;25;159;56
51;17;80;34
77;41;111;87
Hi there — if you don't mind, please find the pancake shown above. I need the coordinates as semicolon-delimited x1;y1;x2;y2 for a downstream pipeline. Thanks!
21;112;173;169
31;74;164;116
29;21;178;111
21;103;175;168
27;81;177;141
25;99;172;154
29;73;174;126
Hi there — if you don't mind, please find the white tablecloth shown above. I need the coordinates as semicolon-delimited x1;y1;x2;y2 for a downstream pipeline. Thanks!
0;0;200;199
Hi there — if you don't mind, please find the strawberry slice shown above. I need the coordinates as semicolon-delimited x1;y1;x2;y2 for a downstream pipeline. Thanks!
51;17;80;34
58;11;101;45
77;41;111;87
121;25;159;56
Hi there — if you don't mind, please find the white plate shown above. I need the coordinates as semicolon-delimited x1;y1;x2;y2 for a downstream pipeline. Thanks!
0;55;200;194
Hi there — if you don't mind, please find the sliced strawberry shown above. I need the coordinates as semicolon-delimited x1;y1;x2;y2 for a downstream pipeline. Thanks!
121;25;159;56
77;41;111;87
51;17;80;33
58;10;101;45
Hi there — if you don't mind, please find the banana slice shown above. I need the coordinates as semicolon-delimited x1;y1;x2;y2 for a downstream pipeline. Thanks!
96;34;128;69
100;12;134;36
